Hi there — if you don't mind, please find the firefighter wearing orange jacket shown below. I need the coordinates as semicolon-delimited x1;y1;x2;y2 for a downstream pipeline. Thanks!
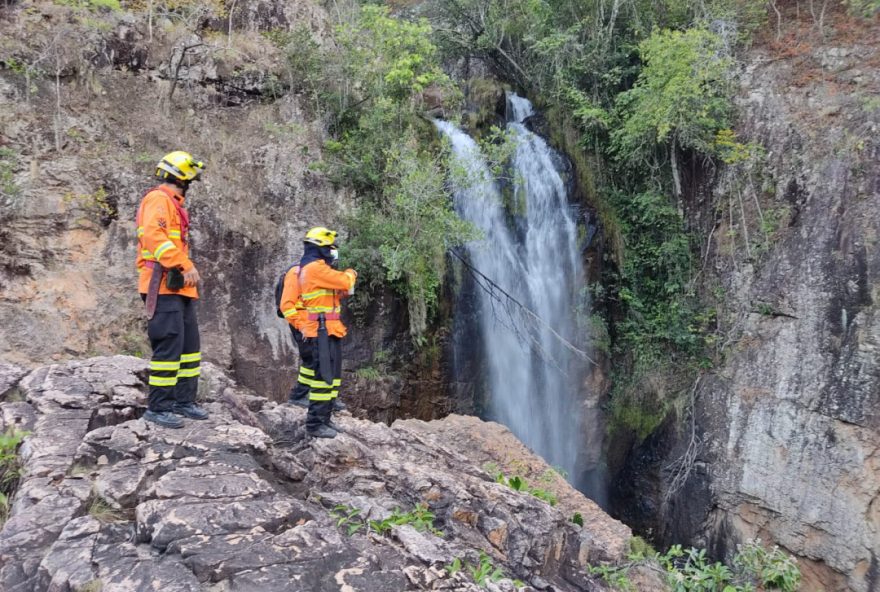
280;261;350;412
136;151;209;429
296;227;357;438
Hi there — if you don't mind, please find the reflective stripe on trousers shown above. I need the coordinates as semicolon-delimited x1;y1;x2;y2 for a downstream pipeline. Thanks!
145;295;200;412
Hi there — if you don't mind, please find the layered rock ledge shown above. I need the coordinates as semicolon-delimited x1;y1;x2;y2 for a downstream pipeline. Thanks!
0;356;635;591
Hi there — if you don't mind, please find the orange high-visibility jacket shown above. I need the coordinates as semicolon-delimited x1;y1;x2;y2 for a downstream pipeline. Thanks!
299;260;356;338
136;185;198;299
279;265;305;330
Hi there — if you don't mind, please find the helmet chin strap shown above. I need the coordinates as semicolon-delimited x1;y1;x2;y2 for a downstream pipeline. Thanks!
165;177;191;196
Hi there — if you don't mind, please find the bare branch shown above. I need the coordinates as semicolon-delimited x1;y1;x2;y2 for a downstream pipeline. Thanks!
166;41;204;113
664;375;703;502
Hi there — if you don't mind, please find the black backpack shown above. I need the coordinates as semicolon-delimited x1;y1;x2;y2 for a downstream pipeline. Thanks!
274;264;299;318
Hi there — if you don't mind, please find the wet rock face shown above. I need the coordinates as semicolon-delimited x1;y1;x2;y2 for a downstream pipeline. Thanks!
0;356;632;591
614;31;880;592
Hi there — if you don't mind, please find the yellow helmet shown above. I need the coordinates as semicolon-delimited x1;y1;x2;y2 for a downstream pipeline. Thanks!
304;226;337;247
156;151;205;182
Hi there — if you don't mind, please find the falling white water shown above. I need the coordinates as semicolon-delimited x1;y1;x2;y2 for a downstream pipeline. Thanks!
436;94;588;482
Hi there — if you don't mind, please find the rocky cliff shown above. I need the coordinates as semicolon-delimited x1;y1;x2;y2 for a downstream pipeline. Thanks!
0;0;449;416
612;17;880;592
0;356;635;591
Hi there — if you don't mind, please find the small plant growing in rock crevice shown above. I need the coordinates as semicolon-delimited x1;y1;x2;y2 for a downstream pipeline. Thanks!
494;471;558;506
87;493;125;523
329;503;444;537
62;187;117;226
368;504;443;537
0;427;28;527
329;504;364;536
446;552;515;589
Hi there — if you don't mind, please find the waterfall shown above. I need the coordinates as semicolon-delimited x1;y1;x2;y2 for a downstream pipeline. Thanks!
437;94;592;488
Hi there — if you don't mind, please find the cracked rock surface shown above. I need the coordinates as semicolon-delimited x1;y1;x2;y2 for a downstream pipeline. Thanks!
0;356;640;591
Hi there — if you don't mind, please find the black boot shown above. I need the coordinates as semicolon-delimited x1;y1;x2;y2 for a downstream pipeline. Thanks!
306;400;333;436
308;424;338;438
331;399;347;412
144;409;185;429
173;402;209;420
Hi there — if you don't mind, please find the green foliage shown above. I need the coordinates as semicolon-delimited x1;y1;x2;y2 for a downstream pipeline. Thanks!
338;5;446;102
712;129;764;165
342;136;478;344
368;504;444;537
628;535;657;558
612;28;733;163
63;187;116;225
447;556;463;575
571;512;584;526
734;540;801;592
88;495;125;523
0;492;9;527
598;540;800;592
843;0;880;16
266;26;326;109
494;471;558;506
659;545;738;591
589;563;633;590
354;366;381;381
469;552;506;587
610;190;698;350
293;4;472;344
0;148;21;210
329;504;365;536
53;0;120;11
0;427;27;498
446;553;510;588
330;504;443;537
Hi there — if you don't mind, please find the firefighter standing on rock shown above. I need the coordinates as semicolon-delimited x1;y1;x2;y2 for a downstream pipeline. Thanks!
136;151;209;429
279;227;357;439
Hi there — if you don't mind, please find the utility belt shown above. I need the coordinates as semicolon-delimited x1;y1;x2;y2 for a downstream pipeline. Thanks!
144;261;185;319
307;312;340;321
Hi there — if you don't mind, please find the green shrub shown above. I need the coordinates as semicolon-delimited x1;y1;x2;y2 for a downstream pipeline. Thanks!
843;0;880;16
612;28;734;164
590;539;801;591
734;540;800;592
342;136;478;344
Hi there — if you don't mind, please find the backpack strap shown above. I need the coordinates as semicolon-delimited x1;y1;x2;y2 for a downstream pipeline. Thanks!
151;185;189;244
